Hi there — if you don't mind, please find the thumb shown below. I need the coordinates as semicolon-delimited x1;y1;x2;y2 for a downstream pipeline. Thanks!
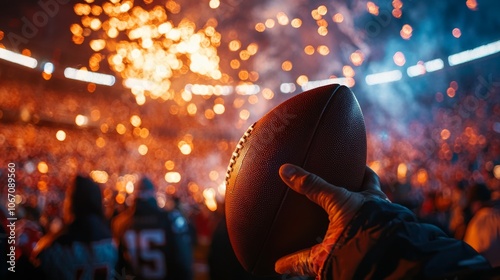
279;163;352;213
275;248;314;276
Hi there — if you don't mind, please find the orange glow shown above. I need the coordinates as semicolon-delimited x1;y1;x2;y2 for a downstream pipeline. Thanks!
96;137;106;148
115;193;125;204
317;26;328;36
265;19;275;28
452;28;462;38
165;160;175;170
229;40;241;51
248;95;258;104
446;87;456;98
165;172;181;183
466;0;478;10
291;18;302;28
400;24;413;40
333;13;344;23
367;2;379;15
282;60;292;71
205;109;215;119
56;130;66;141
130;115;141;127
209;0;220;9
342;65;355;78
42;72;52;80
238;70;249;80
73;1;224;103
116;123;126;134
255;23;266;32
213;104;225;114
441;129;451;140
317;5;327;15
239;109;250;120
304;45;315;55
230;59;240;69
392;9;402;18
296;75;309;86
38;161;49;174
317;45;329;55
277;12;289;25
350;51;364;66
417;169;428;185
138;145;148;155
393;51;406;66
397;163;407;182
392;0;403;9
247;43;258;55
262;88;274;100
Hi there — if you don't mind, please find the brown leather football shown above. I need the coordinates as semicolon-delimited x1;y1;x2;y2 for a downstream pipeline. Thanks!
225;84;367;276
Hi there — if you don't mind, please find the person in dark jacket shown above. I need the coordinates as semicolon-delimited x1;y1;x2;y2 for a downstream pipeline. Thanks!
112;177;193;280
274;164;499;280
31;175;118;280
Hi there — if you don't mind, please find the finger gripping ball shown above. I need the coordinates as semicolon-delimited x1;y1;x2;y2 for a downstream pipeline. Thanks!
225;84;367;276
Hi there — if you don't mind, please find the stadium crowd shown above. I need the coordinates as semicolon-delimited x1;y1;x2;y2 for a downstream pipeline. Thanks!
1;64;499;279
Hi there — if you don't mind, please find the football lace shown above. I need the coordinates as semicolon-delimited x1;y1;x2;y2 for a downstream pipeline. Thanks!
225;123;256;187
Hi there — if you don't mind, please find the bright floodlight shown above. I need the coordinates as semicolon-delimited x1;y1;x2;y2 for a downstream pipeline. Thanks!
235;84;260;95
448;40;500;66
406;58;444;78
64;67;116;86
0;48;38;68
43;62;55;74
424;58;444;72
407;64;426;77
365;70;402;85
280;83;297;93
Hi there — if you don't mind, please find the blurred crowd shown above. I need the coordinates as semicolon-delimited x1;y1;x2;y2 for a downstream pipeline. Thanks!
1;64;500;278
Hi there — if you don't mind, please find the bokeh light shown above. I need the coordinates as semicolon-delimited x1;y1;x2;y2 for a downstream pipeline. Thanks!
0;3;499;271
56;130;66;141
393;51;406;66
74;0;224;102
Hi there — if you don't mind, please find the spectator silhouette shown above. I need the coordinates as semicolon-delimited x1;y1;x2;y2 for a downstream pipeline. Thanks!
112;177;193;280
31;175;118;280
464;184;500;267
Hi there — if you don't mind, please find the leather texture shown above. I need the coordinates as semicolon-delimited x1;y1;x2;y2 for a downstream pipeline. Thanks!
225;84;367;276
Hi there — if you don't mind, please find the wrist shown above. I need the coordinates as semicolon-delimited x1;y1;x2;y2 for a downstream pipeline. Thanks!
320;199;400;279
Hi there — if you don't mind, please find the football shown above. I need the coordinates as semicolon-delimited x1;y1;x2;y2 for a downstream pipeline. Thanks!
224;84;367;276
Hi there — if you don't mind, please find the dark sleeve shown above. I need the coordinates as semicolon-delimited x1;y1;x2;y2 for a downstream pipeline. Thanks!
321;199;497;280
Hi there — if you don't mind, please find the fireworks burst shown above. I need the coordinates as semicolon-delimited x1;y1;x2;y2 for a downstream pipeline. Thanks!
72;0;227;103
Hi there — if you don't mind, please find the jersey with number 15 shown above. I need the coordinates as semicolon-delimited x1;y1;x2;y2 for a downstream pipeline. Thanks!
113;199;193;280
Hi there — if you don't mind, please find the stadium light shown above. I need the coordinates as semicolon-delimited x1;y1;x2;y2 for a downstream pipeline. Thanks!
424;58;444;72
407;58;444;77
0;48;38;68
448;40;500;66
63;67;116;86
407;63;426;77
365;70;402;85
